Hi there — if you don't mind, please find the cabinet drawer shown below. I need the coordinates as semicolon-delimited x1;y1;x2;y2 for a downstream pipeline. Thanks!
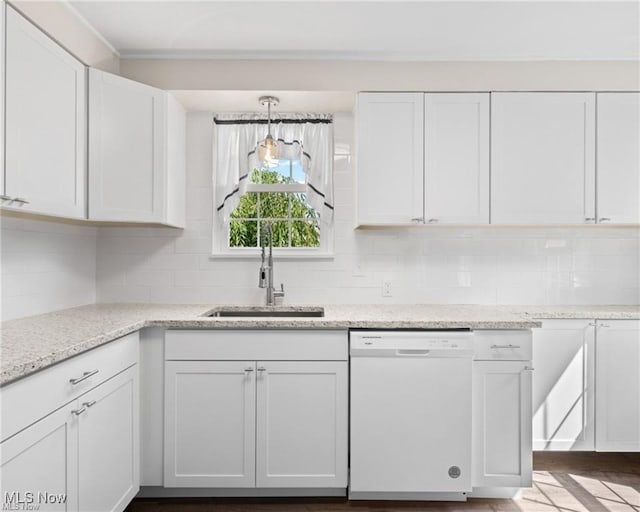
1;332;139;442
474;330;532;361
165;330;348;361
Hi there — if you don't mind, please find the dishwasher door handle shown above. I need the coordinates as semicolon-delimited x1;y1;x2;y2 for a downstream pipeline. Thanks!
396;349;430;356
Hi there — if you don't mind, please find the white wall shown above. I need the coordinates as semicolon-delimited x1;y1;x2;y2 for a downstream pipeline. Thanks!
120;59;640;92
1;216;97;321
96;112;640;306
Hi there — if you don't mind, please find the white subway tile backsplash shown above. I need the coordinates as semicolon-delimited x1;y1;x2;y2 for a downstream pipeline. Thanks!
1;220;97;321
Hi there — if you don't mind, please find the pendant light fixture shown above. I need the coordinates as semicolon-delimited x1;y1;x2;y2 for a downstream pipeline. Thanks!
257;95;280;168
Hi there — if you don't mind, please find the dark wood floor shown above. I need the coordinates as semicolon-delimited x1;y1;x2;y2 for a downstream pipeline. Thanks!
127;453;640;511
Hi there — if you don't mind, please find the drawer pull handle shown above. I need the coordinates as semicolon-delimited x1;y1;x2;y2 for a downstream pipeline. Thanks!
244;367;254;373
257;367;266;372
598;217;611;223
427;218;439;223
72;407;86;416
490;344;521;349
410;217;424;223
70;369;99;385
584;217;595;222
83;400;97;408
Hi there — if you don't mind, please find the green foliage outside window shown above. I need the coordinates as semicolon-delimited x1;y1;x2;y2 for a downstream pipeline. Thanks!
229;169;320;248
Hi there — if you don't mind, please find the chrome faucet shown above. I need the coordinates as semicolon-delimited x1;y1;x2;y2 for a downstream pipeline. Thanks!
258;223;285;306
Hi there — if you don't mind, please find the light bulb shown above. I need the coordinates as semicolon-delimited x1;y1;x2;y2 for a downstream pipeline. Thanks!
258;133;280;168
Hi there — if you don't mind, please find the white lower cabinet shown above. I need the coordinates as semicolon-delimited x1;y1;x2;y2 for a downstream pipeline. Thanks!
77;366;140;512
255;361;348;488
0;402;79;511
472;361;533;488
532;320;595;450
164;361;256;488
532;319;640;453
163;330;348;490
0;333;139;512
595;320;640;451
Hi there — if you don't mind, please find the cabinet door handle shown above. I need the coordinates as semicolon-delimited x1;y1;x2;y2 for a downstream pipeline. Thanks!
598;217;611;223
584;217;595;222
427;218;439;223
72;407;86;416
13;197;29;205
598;323;611;328
69;369;99;385
83;400;97;408
244;367;254;373
257;367;266;372
410;217;424;223
522;366;535;372
490;344;521;349
0;195;11;201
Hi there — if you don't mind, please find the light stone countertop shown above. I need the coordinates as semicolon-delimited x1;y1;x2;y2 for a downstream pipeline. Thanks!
1;303;638;386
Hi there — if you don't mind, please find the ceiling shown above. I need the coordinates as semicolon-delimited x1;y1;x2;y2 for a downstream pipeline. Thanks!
69;1;639;62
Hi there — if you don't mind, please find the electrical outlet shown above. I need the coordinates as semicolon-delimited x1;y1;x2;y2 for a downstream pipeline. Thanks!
382;279;392;297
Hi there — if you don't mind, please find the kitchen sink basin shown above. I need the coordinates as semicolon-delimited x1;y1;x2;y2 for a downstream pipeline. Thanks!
205;306;325;318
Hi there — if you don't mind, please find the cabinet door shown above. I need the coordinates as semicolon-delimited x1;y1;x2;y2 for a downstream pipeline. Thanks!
532;320;595;450
597;93;640;224
164;361;256;487
0;402;78;511
77;365;139;512
424;93;489;224
89;68;166;222
356;93;424;225
491;93;595;224
4;6;86;219
473;361;532;488
595;320;640;452
255;361;348;488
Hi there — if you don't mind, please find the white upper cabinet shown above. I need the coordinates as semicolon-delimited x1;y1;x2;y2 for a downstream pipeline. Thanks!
89;69;186;227
597;93;640;224
356;92;490;226
491;93;596;224
424;93;489;224
356;93;424;225
4;6;86;219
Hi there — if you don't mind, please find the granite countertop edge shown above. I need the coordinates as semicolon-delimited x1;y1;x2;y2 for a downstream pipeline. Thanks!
1;303;639;387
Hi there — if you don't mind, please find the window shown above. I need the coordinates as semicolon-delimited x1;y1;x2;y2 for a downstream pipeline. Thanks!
229;160;321;249
212;114;334;258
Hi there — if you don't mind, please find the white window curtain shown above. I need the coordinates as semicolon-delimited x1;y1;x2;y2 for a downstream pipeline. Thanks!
213;113;334;224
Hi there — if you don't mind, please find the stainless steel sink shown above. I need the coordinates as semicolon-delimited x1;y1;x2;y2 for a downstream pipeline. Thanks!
205;306;325;318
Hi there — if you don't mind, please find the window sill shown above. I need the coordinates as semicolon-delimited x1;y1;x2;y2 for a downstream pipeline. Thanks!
209;251;335;261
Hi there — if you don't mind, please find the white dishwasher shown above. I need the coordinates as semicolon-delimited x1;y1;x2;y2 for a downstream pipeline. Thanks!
349;330;474;500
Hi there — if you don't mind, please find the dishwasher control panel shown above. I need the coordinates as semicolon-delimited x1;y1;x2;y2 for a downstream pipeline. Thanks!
350;330;474;356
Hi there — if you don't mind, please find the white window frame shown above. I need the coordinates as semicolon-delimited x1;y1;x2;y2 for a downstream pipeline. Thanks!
211;181;334;260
